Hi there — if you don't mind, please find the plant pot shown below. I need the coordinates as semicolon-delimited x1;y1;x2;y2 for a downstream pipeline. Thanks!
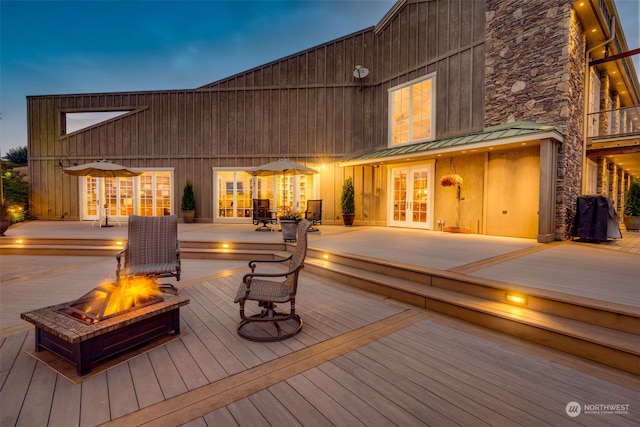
182;210;195;223
623;216;640;231
0;219;10;236
280;219;299;242
342;213;355;227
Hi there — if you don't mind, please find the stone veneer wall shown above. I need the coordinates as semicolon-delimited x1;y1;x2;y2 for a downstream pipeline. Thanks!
484;0;586;239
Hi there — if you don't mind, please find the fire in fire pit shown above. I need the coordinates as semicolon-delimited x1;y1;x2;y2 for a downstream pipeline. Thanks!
60;277;164;323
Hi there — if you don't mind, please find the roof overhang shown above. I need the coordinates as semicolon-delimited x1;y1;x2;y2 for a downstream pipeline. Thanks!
340;122;565;167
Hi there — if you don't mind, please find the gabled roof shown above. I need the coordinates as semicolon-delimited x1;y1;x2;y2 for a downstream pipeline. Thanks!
340;122;564;166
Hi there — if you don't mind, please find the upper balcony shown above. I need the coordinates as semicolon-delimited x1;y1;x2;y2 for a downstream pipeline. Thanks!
587;105;640;178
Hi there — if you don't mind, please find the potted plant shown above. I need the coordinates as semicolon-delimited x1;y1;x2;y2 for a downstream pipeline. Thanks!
279;209;302;242
341;177;355;226
181;180;196;223
623;181;640;231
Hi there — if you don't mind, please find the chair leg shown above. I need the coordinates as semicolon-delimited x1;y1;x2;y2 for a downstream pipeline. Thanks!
237;302;303;342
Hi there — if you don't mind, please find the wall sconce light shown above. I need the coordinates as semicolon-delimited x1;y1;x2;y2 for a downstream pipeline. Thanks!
353;65;369;91
506;293;528;305
58;155;77;169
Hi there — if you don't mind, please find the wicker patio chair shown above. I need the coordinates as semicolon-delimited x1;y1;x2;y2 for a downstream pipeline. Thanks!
116;215;181;293
304;199;322;231
252;198;276;231
234;219;312;341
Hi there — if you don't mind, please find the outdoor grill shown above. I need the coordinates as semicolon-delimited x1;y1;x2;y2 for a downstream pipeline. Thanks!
21;279;189;376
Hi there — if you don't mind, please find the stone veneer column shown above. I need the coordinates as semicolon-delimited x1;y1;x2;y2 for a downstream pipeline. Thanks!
484;0;585;240
596;156;607;194
612;92;621;134
598;71;611;137
609;163;618;206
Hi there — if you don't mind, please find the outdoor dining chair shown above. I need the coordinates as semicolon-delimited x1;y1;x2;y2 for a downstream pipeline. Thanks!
304;199;322;231
116;214;181;293
252;198;277;231
234;219;312;341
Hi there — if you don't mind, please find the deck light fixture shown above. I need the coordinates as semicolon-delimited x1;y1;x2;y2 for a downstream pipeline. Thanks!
506;293;527;305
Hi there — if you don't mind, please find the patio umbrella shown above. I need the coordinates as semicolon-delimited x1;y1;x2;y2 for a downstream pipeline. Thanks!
246;158;318;177
63;160;142;227
63;159;143;177
246;159;318;209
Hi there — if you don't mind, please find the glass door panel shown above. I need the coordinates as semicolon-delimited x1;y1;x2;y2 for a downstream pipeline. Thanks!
391;169;408;223
118;177;135;216
155;172;172;216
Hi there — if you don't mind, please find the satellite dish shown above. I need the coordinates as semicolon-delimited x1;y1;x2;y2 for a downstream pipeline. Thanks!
353;66;369;79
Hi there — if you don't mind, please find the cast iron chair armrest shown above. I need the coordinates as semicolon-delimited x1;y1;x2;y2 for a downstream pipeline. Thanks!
115;244;129;281
248;253;293;272
242;264;304;285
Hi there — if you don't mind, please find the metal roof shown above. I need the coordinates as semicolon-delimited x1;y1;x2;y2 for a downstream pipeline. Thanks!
340;122;564;166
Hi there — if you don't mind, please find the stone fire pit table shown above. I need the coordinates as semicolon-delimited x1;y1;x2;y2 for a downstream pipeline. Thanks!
21;293;189;376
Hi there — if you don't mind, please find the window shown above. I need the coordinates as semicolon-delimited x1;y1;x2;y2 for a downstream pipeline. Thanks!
81;170;173;219
389;74;435;146
62;111;130;135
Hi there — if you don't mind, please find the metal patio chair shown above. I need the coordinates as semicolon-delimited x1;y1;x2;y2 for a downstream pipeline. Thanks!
234;219;312;341
252;198;277;231
116;214;181;293
304;199;322;231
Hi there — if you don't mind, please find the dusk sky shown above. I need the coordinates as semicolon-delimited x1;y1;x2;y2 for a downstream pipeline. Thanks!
1;0;638;155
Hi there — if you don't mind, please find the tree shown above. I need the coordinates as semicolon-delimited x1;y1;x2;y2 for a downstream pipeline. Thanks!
2;146;28;166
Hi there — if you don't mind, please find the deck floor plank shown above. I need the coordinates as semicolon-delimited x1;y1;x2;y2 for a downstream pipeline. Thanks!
285;373;368;426
127;353;165;409
106;362;139;419
16;361;57;427
225;398;270;426
48;375;81;427
79;373;111;427
267;381;334;426
247;388;303;426
163;338;208;391
0;330;37;426
201;407;239;426
0;332;27;387
147;345;188;399
301;366;397;427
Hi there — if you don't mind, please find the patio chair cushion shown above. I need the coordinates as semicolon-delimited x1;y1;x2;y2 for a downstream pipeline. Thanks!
234;279;291;303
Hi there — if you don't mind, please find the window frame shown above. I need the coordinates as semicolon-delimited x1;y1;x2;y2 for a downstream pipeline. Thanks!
388;73;436;147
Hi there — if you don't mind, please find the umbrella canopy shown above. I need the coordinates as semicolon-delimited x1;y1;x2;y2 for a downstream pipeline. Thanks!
246;158;318;176
63;160;143;178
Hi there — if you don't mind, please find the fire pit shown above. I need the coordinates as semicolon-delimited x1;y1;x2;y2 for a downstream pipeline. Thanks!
21;278;189;376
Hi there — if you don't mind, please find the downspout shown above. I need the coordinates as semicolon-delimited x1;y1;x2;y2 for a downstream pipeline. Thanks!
582;16;616;193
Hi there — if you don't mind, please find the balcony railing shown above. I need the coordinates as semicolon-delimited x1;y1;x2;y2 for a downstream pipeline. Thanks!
587;105;640;138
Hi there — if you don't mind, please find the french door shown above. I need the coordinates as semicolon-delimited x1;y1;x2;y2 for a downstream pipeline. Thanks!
389;163;434;229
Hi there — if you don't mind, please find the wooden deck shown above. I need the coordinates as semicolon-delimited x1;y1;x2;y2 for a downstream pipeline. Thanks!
2;268;638;427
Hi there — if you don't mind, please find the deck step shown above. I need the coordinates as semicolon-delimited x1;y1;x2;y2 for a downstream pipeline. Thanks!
0;238;285;260
304;256;640;375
